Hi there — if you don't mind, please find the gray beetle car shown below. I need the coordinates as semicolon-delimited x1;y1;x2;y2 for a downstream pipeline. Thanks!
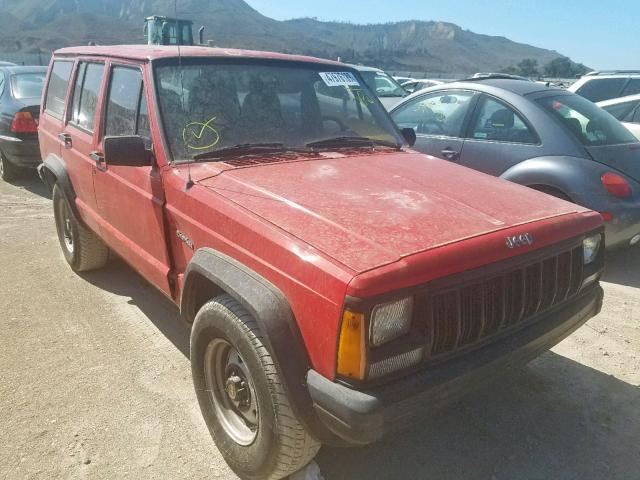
390;79;640;249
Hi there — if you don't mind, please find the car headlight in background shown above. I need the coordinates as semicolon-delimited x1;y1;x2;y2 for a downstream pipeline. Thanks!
583;234;602;265
370;297;413;346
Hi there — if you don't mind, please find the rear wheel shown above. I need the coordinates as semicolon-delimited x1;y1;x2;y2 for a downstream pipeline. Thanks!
0;153;18;182
191;295;320;480
53;183;109;272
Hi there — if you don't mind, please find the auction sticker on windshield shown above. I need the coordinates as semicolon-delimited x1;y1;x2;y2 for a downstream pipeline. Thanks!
319;72;360;87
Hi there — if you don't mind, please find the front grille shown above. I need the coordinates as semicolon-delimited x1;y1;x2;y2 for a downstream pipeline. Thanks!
420;245;584;359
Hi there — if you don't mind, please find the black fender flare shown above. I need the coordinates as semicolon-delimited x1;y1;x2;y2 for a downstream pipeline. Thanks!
38;154;81;218
181;248;336;443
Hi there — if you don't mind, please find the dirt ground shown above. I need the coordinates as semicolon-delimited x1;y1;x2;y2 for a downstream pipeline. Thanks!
1;174;639;480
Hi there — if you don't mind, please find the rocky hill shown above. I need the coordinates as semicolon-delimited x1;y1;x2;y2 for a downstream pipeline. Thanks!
0;0;570;73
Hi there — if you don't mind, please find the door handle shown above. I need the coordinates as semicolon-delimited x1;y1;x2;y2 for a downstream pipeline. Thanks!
58;132;72;149
441;148;460;160
90;151;106;172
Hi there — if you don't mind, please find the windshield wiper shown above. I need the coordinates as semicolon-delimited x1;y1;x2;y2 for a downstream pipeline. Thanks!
193;143;303;161
306;136;401;150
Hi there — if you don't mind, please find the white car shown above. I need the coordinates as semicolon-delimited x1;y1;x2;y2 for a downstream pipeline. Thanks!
598;94;640;140
401;79;444;94
569;71;640;103
393;76;414;84
349;64;408;109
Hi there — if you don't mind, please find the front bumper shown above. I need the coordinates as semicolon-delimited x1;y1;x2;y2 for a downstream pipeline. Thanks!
0;135;41;168
307;285;603;446
603;204;640;249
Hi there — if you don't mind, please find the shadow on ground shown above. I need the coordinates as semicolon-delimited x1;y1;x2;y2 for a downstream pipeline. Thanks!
317;352;640;480
602;247;640;288
80;257;190;358
75;250;640;480
9;171;51;198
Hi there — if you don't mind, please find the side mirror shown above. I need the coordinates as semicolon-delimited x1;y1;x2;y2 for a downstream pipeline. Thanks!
104;136;150;167
401;127;416;147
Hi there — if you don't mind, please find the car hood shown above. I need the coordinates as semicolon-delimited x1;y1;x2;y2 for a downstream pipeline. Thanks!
585;143;640;182
196;151;587;273
377;96;405;110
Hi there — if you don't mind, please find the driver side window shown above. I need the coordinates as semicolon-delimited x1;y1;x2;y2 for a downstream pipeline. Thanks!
392;90;475;137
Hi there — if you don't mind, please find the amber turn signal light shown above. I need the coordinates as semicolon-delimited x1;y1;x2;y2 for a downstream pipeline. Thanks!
337;310;365;380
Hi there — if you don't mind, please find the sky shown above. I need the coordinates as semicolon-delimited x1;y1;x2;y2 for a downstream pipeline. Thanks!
244;0;639;70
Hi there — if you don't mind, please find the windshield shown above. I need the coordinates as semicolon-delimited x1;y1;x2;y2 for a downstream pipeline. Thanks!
359;70;406;98
154;60;402;162
11;72;45;99
537;94;637;146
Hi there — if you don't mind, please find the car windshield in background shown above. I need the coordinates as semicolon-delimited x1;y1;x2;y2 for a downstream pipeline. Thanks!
154;61;402;162
359;71;406;98
11;73;45;99
537;94;638;147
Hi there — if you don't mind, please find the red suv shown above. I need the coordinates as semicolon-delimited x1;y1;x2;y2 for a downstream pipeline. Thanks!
38;45;604;479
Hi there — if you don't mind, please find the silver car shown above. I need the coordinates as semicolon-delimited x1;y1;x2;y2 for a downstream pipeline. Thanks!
390;79;640;249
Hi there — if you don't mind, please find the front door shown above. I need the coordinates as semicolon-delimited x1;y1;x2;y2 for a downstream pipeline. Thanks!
92;63;172;296
392;89;477;161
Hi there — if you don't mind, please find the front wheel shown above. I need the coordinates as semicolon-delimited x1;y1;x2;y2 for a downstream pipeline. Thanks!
191;295;320;480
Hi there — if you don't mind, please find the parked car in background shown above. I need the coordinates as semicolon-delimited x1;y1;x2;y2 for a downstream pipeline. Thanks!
401;78;444;94
349;64;407;109
472;72;534;82
38;45;605;480
393;75;414;84
598;94;640;140
391;79;640;249
0;65;46;181
0;61;17;67
569;71;640;103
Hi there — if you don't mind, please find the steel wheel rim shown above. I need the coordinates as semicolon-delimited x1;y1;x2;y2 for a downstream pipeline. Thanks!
204;338;259;446
57;199;74;253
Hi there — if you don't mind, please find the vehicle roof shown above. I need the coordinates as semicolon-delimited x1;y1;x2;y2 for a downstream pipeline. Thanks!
443;78;560;96
54;45;346;67
597;93;640;106
0;65;47;75
582;73;640;79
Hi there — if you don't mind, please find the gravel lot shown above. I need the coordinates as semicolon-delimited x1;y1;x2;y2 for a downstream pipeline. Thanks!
1;175;639;480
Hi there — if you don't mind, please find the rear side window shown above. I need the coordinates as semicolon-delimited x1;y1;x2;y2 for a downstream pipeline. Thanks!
469;97;537;144
621;79;640;97
537;94;637;146
44;60;73;118
70;62;104;132
576;78;626;102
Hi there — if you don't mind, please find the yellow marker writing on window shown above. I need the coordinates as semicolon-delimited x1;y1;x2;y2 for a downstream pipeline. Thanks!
182;117;220;151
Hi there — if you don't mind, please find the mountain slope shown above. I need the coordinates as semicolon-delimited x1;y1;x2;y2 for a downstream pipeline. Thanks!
0;0;569;73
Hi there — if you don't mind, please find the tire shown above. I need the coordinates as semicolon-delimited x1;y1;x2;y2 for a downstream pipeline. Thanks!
191;294;320;480
52;183;109;272
0;153;19;182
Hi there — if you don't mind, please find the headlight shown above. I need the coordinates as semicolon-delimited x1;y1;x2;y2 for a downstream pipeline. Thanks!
370;297;413;346
583;234;602;265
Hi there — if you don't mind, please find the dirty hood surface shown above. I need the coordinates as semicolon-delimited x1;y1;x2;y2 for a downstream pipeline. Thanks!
197;151;585;272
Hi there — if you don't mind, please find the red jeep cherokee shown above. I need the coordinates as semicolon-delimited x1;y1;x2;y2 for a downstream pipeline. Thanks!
38;45;604;479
